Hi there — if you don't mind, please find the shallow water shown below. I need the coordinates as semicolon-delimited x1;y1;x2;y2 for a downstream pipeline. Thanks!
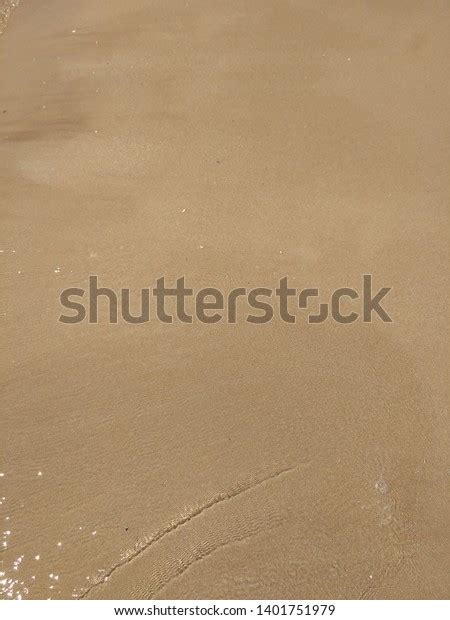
1;0;449;600
0;1;19;35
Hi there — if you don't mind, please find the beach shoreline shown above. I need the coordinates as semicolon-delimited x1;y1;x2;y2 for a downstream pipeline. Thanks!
1;0;449;600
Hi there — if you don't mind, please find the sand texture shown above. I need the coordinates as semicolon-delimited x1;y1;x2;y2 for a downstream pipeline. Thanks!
1;0;449;600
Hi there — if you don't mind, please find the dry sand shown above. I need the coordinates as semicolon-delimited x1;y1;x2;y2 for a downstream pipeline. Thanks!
1;0;449;600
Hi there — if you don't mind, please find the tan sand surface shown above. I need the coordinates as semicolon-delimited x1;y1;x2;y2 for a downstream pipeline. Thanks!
1;0;449;600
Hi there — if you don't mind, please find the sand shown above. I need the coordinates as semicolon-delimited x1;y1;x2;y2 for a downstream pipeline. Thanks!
1;0;449;600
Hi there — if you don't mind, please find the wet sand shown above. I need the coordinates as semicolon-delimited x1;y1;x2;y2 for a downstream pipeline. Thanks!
1;0;449;600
